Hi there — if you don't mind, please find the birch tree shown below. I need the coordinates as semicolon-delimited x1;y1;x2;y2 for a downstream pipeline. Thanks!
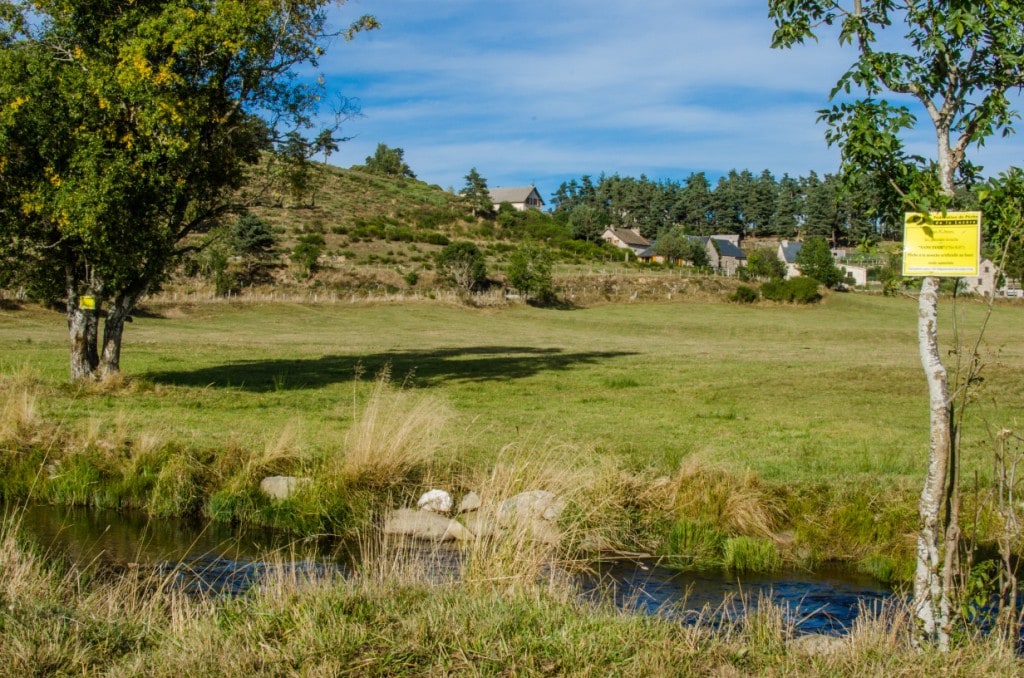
769;0;1024;649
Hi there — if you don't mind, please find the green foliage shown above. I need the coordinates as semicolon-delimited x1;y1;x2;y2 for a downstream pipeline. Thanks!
760;277;822;304
745;246;786;281
979;168;1024;280
364;143;416;179
729;285;760;304
460;168;493;218
770;0;1024;201
723;536;782;574
495;202;527;231
795;237;843;288
292;234;325;278
0;0;377;378
506;243;555;304
436;241;487;291
662;519;727;569
567;204;610;241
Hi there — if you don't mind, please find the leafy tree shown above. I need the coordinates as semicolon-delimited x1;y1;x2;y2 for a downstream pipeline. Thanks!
231;215;277;285
745;246;787;281
436;241;487;292
653;227;706;268
460;168;493;218
0;1;376;380
567;204;610;242
506;243;555;303
291;234;325;279
771;0;1024;648
794;237;843;288
364;143;416;179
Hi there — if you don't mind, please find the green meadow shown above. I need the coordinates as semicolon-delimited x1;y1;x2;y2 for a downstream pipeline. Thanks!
1;292;1022;576
4;292;1021;478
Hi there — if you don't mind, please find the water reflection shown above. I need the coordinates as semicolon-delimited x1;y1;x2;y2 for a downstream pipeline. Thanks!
11;503;893;634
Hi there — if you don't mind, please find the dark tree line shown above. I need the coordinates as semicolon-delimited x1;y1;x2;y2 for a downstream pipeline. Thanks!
550;168;972;245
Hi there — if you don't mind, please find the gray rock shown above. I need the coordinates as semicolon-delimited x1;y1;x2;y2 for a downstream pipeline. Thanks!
460;510;498;538
259;475;310;501
498;490;566;523
457;491;481;513
383;508;475;542
416;489;453;513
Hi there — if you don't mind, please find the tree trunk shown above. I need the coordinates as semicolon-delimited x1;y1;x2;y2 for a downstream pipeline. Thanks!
98;288;144;378
66;278;99;381
913;275;953;649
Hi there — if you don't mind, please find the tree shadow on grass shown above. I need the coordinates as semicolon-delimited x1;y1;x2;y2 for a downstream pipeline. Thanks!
144;346;638;392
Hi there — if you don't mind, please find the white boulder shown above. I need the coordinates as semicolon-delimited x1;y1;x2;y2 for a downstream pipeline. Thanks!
417;489;454;513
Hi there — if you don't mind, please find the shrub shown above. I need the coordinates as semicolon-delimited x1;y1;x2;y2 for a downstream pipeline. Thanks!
506;243;555;304
436;241;487;291
760;277;822;304
291;233;325;278
729;285;759;303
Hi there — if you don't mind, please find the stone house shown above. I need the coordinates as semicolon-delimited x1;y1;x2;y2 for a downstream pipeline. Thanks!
601;227;652;258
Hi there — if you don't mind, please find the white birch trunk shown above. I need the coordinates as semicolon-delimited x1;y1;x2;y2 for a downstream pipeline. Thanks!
913;275;952;649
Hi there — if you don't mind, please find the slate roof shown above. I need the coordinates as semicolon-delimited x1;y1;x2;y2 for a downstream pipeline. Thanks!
710;237;747;259
779;241;803;263
488;186;544;205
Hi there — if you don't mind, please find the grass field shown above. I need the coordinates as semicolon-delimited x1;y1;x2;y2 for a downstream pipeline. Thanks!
3;292;1021;476
2;291;1022;573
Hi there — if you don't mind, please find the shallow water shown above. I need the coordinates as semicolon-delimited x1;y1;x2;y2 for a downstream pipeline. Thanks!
11;504;893;633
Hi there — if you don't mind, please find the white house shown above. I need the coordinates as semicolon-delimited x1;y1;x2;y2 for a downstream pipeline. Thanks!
489;186;545;211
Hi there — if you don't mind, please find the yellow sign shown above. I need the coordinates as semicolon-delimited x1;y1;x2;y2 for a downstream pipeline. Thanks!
902;211;981;277
78;295;96;310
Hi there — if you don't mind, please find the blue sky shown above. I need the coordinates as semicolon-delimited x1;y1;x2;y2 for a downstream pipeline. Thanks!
316;0;1021;203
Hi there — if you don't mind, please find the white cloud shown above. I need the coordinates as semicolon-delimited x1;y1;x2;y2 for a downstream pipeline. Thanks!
320;0;1021;200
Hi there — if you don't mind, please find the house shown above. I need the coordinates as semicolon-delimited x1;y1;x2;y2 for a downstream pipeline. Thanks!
601;227;651;258
705;236;747;276
963;259;1023;298
778;240;802;279
777;239;868;286
489;186;544;211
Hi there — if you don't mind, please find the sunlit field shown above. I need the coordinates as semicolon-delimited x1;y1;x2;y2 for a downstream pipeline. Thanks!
3;292;1021;486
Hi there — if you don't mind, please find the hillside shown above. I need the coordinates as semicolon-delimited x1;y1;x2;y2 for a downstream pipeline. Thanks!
170;160;642;300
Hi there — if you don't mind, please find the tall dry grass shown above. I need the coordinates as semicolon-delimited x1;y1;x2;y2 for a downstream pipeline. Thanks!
336;373;450;486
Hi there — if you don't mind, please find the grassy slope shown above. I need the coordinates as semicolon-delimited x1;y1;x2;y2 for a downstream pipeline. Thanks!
3;292;1021;487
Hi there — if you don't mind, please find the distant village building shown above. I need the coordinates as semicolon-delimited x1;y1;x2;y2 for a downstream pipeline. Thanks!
489;186;544;211
704;236;747;276
778;240;803;279
963;259;1024;298
601;227;651;258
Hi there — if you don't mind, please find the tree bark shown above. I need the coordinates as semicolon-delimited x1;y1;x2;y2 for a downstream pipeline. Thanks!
98;288;144;378
66;274;99;381
914;275;953;649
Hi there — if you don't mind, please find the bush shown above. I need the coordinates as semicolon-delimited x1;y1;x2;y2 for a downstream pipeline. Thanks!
729;285;760;303
436;241;487;291
506;243;555;304
760;277;822;304
291;233;325;278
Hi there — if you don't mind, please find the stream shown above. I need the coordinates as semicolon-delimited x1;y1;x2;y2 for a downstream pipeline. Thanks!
9;503;894;636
